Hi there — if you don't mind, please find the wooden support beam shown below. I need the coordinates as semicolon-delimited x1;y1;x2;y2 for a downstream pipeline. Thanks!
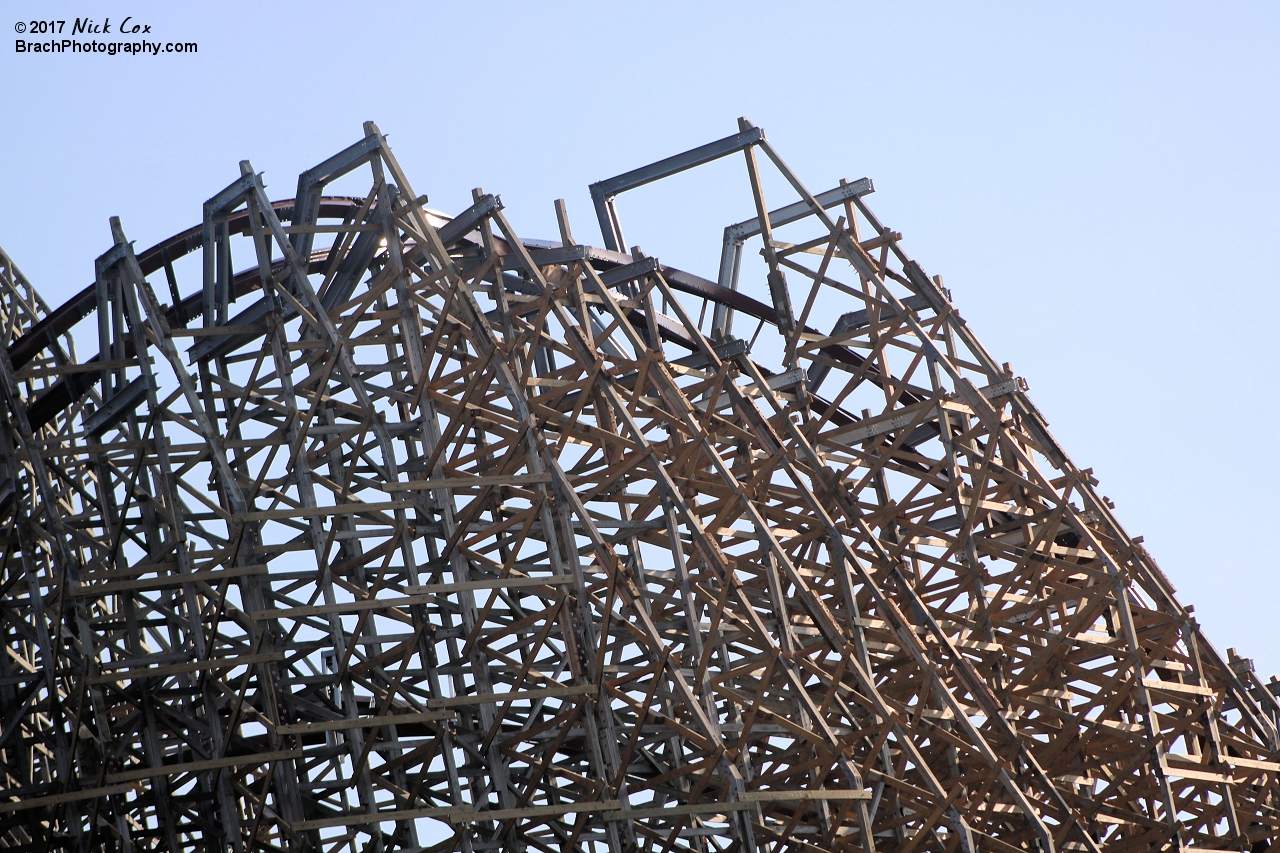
1;120;1273;853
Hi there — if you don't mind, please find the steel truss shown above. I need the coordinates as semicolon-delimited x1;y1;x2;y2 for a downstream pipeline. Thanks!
0;120;1276;853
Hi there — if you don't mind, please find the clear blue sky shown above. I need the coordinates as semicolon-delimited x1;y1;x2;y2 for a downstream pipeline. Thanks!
2;1;1277;677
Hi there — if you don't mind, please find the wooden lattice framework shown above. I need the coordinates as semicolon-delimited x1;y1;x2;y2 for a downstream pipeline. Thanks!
0;120;1276;853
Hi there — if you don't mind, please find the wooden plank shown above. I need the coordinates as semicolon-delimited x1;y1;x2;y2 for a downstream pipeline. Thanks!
167;324;268;337
602;801;756;821
103;749;302;784
1159;760;1233;785
291;799;624;833
1223;756;1280;773
13;358;144;379
742;788;872;802
820;401;936;446
72;563;268;595
89;651;285;684
406;576;574;594
382;472;552;492
1142;678;1218;698
234;500;415;522
426;683;594;709
274;710;454;736
449;799;622;825
249;596;430;621
291;805;457;832
0;782;140;813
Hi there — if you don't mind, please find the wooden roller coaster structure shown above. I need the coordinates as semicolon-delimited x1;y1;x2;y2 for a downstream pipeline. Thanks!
0;120;1276;853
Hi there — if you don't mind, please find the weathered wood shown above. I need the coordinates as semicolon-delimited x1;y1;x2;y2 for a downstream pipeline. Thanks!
0;120;1274;853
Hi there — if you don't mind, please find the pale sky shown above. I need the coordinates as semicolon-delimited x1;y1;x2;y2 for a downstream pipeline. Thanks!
2;0;1277;677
